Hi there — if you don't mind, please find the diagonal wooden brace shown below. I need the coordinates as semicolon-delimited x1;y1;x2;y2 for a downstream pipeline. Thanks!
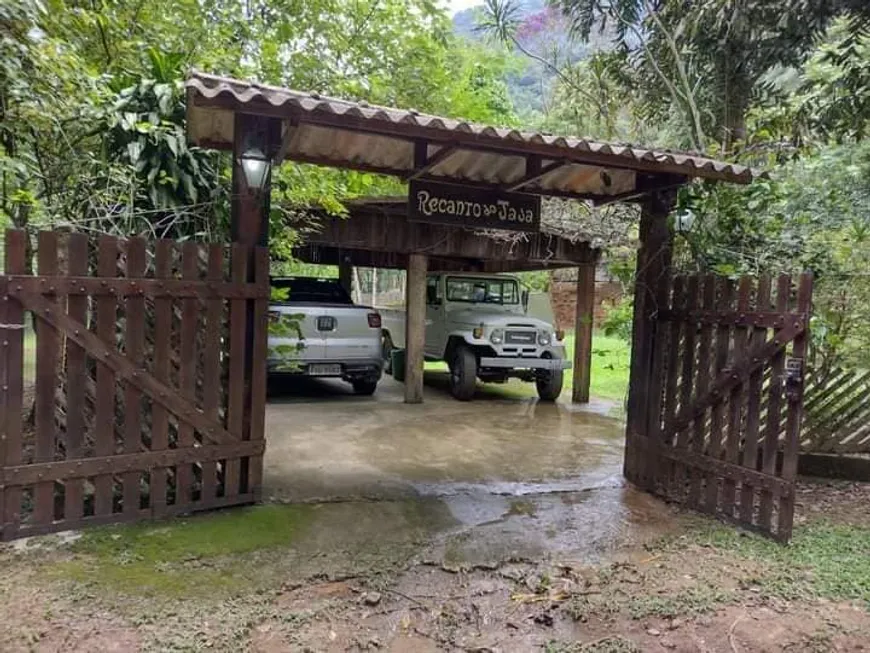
11;288;236;445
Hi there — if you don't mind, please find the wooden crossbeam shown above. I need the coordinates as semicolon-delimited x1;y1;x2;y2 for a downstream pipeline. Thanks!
9;288;236;445
405;144;460;180
504;159;567;192
5;276;268;299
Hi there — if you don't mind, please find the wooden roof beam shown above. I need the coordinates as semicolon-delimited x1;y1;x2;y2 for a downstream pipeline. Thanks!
405;142;460;180
504;157;568;192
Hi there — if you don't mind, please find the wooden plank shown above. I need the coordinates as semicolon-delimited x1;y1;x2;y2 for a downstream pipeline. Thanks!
11;289;234;445
758;275;789;527
739;275;771;527
688;275;715;509
404;253;428;404
34;231;60;526
0;277;8;533
246;247;270;499
94;236;118;517
571;262;595;403
645;273;673;492
4;276;266;299
225;244;249;498
805;369;870;427
3;440;265;486
660;276;684;498
2;230;27;538
175;242;199;506
778;273;813;539
122;238;146;516
658;310;796;329
63;233;89;521
149;241;173;515
704;277;734;513
673;275;699;502
721;277;753;517
200;245;223;505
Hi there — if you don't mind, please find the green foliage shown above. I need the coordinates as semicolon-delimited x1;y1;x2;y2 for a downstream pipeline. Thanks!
600;296;632;342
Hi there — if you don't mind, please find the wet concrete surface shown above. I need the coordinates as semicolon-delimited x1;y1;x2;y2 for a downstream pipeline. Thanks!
263;373;680;567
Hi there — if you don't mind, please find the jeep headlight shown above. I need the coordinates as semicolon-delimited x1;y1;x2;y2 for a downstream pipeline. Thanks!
490;328;504;344
538;330;551;346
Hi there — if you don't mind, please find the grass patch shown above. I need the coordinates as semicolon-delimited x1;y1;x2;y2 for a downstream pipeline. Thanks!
683;520;870;605
52;504;314;598
626;586;731;619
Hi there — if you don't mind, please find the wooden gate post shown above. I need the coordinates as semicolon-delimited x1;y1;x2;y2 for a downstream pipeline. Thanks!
572;257;598;404
624;190;675;489
232;114;279;498
404;253;428;404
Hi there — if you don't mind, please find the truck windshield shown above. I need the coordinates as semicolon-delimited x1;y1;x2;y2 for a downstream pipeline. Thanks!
446;277;519;305
270;278;353;304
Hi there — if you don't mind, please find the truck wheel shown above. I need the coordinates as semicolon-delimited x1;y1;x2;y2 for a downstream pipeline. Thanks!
449;346;477;401
382;333;395;374
536;369;564;402
352;378;378;396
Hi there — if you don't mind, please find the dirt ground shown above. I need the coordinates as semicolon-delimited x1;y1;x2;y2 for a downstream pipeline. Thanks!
0;480;868;653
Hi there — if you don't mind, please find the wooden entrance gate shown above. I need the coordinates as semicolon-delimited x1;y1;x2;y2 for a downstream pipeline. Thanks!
626;272;813;541
0;230;269;540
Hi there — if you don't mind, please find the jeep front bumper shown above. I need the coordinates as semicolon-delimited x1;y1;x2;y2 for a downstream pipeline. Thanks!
479;357;572;370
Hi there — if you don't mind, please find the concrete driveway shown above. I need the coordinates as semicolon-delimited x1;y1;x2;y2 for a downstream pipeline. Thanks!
264;371;626;503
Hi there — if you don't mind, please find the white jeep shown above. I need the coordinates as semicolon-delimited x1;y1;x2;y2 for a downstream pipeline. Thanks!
381;273;571;401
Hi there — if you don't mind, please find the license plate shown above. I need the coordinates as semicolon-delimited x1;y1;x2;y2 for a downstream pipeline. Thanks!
308;363;342;376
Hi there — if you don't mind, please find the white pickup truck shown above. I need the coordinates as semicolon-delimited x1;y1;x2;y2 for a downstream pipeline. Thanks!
268;277;383;395
381;272;571;401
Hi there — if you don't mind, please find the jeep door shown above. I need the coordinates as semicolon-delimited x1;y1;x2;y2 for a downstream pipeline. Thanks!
425;275;447;357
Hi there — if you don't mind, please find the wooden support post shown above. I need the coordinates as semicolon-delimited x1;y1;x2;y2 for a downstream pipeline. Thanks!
572;260;597;403
338;259;353;296
624;191;675;489
232;113;277;496
404;253;428;404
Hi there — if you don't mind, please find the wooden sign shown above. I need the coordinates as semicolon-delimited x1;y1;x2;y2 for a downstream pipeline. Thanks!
408;180;541;233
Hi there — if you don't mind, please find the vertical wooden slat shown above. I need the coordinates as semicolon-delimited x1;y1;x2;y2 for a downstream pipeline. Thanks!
778;273;813;539
704;278;734;513
176;242;199;506
94;236;118;517
3;230;26;539
149;240;173;515
758;275;790;527
247;246;269;500
721;276;753;517
404;253;428;404
122;239;146;515
200;244;223;505
0;276;8;534
687;275;714;509
739;275;772;525
225;244;249;498
673;275;699;502
645;273;673;492
660;276;684;498
63;233;89;522
34;231;59;525
572;261;596;404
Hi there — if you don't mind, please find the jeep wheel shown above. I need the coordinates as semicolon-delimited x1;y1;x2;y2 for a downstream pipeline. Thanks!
382;333;395;374
536;368;564;402
449;345;477;401
352;378;378;396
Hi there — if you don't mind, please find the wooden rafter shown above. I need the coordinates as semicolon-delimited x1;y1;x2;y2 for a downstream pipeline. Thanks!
504;158;567;192
405;143;460;180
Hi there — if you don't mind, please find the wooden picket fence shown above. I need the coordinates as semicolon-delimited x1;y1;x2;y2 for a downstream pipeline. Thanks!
0;230;269;540
801;367;870;453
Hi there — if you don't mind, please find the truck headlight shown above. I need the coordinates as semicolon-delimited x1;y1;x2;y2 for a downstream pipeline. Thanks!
490;328;504;344
538;331;551;346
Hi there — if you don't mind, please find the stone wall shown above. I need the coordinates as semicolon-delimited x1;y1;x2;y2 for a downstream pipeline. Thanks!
549;279;623;330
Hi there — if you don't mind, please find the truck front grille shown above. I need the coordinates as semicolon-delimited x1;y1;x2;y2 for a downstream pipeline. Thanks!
504;330;537;345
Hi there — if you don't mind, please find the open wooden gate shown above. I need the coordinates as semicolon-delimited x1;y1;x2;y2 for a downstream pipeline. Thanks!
626;272;813;542
0;230;269;540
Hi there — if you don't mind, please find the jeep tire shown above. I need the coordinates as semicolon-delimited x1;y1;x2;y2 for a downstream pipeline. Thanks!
352;377;378;396
449;345;477;401
536;368;564;402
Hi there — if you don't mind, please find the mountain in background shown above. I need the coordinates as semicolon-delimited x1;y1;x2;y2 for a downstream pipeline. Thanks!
451;1;609;119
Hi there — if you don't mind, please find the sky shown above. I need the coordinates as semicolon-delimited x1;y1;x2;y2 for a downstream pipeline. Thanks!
446;0;481;14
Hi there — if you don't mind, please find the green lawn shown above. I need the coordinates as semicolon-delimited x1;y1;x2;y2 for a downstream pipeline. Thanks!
425;330;631;405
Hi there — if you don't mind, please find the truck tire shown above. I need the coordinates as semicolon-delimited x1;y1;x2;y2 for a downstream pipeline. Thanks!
382;332;395;374
449;345;477;401
352;378;378;396
536;368;564;402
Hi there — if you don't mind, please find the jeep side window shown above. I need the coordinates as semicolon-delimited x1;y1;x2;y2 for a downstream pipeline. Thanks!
426;276;442;305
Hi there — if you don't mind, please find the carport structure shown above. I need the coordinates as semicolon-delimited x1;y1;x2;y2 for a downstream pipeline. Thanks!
184;72;812;541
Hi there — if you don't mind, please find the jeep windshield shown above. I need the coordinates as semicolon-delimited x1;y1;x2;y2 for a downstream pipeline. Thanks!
446;277;519;305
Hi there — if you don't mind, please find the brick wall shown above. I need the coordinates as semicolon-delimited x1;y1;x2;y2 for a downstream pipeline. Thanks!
549;280;624;330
